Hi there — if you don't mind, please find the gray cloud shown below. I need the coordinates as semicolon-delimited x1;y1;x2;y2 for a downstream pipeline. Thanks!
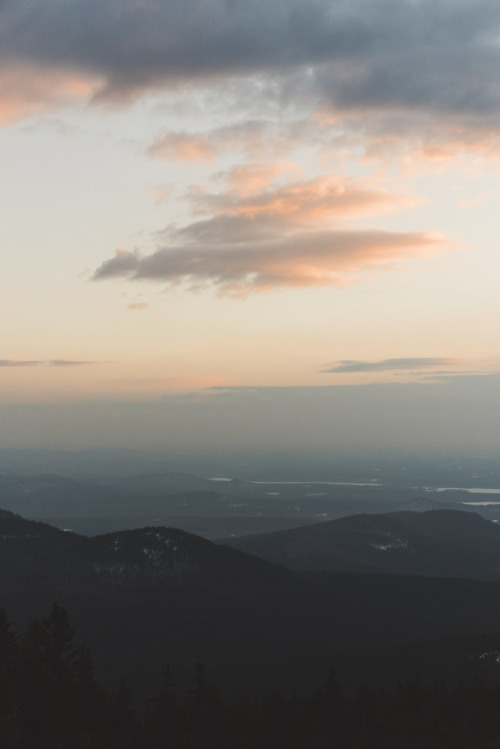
93;171;446;295
420;369;500;381
0;360;42;367
2;0;500;133
93;217;445;296
93;250;140;280
147;120;299;162
0;360;105;368
323;358;466;374
0;1;375;93
48;360;102;367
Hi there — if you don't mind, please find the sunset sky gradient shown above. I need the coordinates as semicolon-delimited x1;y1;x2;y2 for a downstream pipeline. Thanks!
1;0;499;454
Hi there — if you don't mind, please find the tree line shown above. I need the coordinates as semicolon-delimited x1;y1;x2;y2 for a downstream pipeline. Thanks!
1;602;500;747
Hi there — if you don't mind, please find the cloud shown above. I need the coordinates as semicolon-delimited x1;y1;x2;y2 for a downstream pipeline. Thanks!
0;359;106;368
147;122;298;163
48;360;102;367
127;302;149;311
220;163;300;195
322;358;468;374
93;222;446;296
0;360;42;367
0;65;100;124
93;169;447;296
2;0;500;157
0;0;342;100
419;369;500;381
314;108;500;167
149;186;173;204
147;133;216;162
191;173;415;224
95;248;140;279
146;111;500;174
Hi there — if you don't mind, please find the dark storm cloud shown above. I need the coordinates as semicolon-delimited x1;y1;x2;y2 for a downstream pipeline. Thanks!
0;0;366;96
2;0;500;122
323;358;466;374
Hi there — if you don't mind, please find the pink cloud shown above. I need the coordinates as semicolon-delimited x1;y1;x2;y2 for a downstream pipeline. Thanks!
127;302;149;311
94;166;450;297
93;222;448;297
193;174;415;224
313;109;500;169
220;163;300;197
149;186;173;204
0;65;99;124
3;0;500;167
147;121;297;164
147;133;216;162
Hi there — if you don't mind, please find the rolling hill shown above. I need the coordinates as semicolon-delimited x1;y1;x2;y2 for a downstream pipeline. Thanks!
226;509;500;579
2;508;500;696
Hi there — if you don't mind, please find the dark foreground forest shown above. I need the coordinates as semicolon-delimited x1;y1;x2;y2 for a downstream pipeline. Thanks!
2;602;500;749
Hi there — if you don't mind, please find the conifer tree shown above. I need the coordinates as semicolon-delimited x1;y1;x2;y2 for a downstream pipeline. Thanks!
186;661;224;748
40;602;78;688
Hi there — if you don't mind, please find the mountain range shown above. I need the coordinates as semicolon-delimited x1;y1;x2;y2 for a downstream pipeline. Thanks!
1;468;500;539
3;507;500;697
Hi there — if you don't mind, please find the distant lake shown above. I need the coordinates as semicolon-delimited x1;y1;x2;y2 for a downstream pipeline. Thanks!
209;478;500;495
209;479;381;487
462;501;500;506
423;487;500;494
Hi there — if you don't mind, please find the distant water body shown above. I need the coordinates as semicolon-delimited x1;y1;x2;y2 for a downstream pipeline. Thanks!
462;501;500;506
422;487;500;494
209;478;500;494
209;479;381;486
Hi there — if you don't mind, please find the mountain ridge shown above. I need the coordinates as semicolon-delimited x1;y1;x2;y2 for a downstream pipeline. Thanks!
3;507;500;696
226;509;500;580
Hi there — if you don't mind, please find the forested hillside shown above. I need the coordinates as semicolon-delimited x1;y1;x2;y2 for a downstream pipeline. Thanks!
2;603;500;748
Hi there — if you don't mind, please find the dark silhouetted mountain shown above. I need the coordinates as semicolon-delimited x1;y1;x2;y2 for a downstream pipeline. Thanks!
2;508;500;698
0;508;291;591
226;509;500;580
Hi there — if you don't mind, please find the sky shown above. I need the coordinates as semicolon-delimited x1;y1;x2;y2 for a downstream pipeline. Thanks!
1;0;499;455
